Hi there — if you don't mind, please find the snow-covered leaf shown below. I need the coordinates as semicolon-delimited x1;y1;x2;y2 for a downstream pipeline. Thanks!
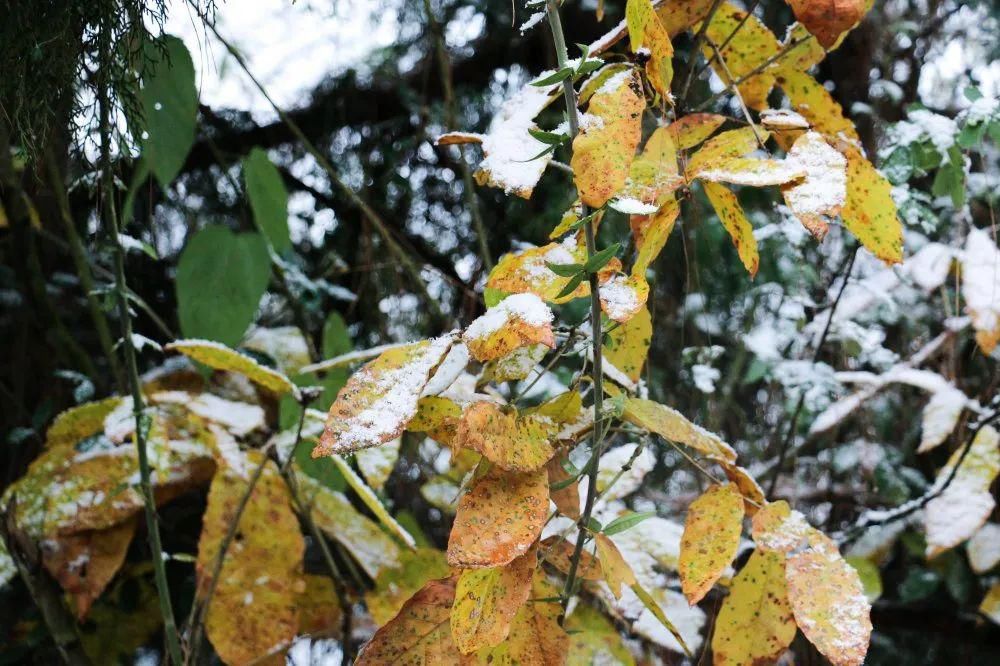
462;293;554;362
599;273;649;323
166;339;297;396
782;131;848;239
962;228;1000;354
917;386;968;453
967;523;1000;574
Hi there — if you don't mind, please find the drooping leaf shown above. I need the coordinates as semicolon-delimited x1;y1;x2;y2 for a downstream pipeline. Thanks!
630;583;693;656
313;334;456;456
462;293;555;362
546;457;581;520
365;548;452;626
448;466;548;568
720;463;766;516
166;339;297;396
781;131;848;239
572;68;645;208
694;157;805;187
619;128;682;208
631;198;679;276
595;533;638;599
626;0;674;99
703;181;759;276
539;536;602;579
176;225;271;347
924;425;1000;558
451;547;537;653
328;454;416;548
917;386;968;453
785;0;867;48
196;452;304;666
678;484;745;604
621;396;737;461
711;549;796;666
967;523;1000;574
603;306;652;384
840;146;903;264
139;35;198;185
472;573;568;665
296;574;345;638
454;402;556;473
243;147;291;252
356;577;466;664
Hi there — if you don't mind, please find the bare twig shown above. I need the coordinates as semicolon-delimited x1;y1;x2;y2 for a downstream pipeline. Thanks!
677;0;726;110
694;35;813;111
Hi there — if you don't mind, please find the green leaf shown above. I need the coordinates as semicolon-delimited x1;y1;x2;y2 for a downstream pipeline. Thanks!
528;129;569;146
555;272;585;300
602;511;656;536
931;158;965;208
243;148;291;252
176;225;270;346
583;243;621;273
531;67;574;87
546;262;584;277
139;35;198;186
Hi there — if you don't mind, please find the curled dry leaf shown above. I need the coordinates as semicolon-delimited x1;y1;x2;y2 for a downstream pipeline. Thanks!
626;0;674;99
451;547;537;653
678;484;745;604
711;549;796;666
720;463;766;516
786;0;867;48
462;293;555;362
545;456;581;520
454;402;556;473
447;466;548;568
313;334;455;456
540;536;602;579
166;339;297;396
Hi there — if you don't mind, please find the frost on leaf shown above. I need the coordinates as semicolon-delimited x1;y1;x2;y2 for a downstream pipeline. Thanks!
622;396;737;461
626;0;674;99
917;386;968;453
695;157;805;187
596;533;639;598
313;334;455;456
355;437;401;491
760;107;811;131
678;484;745;604
962;228;1000;353
703;4;782;110
454;402;556;472
711;549;795;666
447;466;547;568
493;343;547;382
196;452;304;666
603;305;652;384
572;68;645;208
751;500;812;553
786;0;867;48
785;530;873;666
462;293;555;362
166;339;297;396
703;181;760;276
450;547;536;653
471;80;558;198
599;273;649;323
968;523;1000;574
355;577;464;664
365;548;451;626
474;573;568;665
924;425;1000;558
44;397;122;451
840;146;903;265
782;131;848;239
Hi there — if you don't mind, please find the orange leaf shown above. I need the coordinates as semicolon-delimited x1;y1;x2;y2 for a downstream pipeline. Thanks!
595;533;638;598
472;572;568;665
679;484;745;603
454;402;556;472
463;293;554;362
451;547;537;653
545;457;581;520
786;0;867;48
540;536;602;579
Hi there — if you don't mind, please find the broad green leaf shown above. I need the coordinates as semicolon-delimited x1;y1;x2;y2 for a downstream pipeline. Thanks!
243;147;291;252
703;181;759;276
355;577;465;664
196;452;304;666
621;395;737;461
678;484;744;603
313;334;456;456
166;339;297;395
451;548;536;653
712;549;795;666
603;305;652;384
454;402;555;473
140;35;198;185
845;556;883;602
365;548;451;626
176;225;270;346
572;68;645;208
462;293;554;362
786;0;867;48
626;0;674;99
447;466;548;568
841;146;904;264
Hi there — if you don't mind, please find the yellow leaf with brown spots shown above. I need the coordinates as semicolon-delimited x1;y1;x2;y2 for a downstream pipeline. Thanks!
463;293;555;362
603;305;652;384
454;402;555;472
530;390;583;424
197;452;304;666
408;396;462;446
703;4;782;110
778;69;860;143
703;181;759;276
626;0;674;99
595;533;638;598
472;573;568;665
45;397;123;450
656;0;714;37
785;530;872;666
621;396;737;461
678;484;745;604
685;127;765;178
711;549;795;666
451;547;537;653
751;500;812;553
668;113;726;150
572;68;645;208
448;466;548;568
631;198;679;276
540;536;602;579
719;463;766;516
366;548;452;626
356;577;468;665
786;0;867;48
619;127;682;207
841;146;903;264
313;334;456;456
599;274;649;324
166;339;297;396
296;574;345;638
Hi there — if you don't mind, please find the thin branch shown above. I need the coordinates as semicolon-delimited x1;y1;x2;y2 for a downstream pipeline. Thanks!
694;35;813;112
676;0;726;110
694;0;762;79
704;36;766;148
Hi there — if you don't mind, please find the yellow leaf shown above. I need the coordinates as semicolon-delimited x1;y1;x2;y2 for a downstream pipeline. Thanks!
622;396;737;461
81;573;163;664
296;574;345;638
678;484;744;603
241;325;312;376
408;395;462;446
313;334;456;456
455;402;555;472
751;500;812;553
529;390;583;423
629;583;693;656
785;530;872;666
472;573;568;665
356;577;468;664
685;127;765;178
463;293;555;362
365;548;452;626
572;68;645;208
719;463;766;516
694;156;805;187
711;549;795;666
631;198;679;277
774;22;831;73
328;453;417;548
599;273;649;323
603;305;652;384
841;146;903;264
626;0;674;99
448;466;548;568
451;547;537;653
595;533;638;598
980;583;1000;626
924;425;1000;558
656;0;715;37
197;452;304;666
45;397;123;451
702;181;759;276
703;4;781;110
778;69;860;143
566;602;636;665
667;113;727;150
782;131;848;239
620;127;682;206
166;339;297;396
786;0;867;48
